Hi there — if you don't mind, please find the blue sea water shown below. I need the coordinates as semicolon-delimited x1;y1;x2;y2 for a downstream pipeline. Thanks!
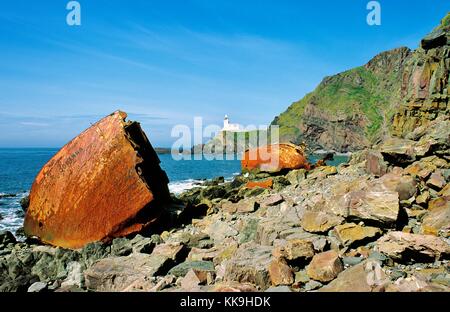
0;148;347;233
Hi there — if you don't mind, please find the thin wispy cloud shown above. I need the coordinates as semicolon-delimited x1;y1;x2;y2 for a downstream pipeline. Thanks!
19;122;50;127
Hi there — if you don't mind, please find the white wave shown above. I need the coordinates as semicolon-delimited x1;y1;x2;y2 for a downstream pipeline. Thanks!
169;179;204;195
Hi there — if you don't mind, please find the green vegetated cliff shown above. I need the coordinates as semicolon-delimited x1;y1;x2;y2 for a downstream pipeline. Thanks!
271;13;450;153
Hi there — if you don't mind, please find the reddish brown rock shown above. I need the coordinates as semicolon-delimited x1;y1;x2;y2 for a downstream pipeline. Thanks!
268;259;294;286
24;111;171;249
306;250;344;283
242;143;311;173
365;150;388;177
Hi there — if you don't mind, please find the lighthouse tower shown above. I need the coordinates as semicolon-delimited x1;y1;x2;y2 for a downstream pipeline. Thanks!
223;115;230;129
222;115;242;132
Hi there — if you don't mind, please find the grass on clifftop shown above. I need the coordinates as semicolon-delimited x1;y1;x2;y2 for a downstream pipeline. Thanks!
273;65;394;142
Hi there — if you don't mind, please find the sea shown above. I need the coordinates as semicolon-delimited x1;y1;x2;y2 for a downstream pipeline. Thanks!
0;148;348;234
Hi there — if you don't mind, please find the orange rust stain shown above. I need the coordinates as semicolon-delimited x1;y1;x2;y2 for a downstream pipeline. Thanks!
245;178;273;189
23;111;168;249
242;143;311;173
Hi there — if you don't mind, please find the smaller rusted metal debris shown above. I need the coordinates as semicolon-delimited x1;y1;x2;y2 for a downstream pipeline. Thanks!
245;179;274;189
24;111;171;249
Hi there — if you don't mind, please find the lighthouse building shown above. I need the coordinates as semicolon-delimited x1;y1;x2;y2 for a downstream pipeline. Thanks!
222;115;243;132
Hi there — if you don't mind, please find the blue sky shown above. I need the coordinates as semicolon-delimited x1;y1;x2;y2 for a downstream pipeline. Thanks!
0;0;448;147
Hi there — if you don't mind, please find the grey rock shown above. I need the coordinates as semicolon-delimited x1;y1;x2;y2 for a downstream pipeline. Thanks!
27;282;47;292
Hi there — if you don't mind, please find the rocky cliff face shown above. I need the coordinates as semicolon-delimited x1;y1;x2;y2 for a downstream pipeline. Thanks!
272;13;449;153
392;15;450;136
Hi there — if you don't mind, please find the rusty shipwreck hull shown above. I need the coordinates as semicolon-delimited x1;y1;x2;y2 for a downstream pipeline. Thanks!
241;143;311;173
24;111;171;249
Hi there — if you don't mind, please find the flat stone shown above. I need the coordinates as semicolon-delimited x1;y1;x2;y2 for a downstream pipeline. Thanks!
306;250;344;283
348;190;400;225
376;232;450;263
319;260;388;292
300;211;344;233
152;242;185;261
304;280;323;291
168;261;215;278
332;223;382;247
259;194;284;208
206;221;238;243
265;286;293;292
188;247;220;262
342;256;363;266
84;253;169;291
221;198;258;214
213;282;257;292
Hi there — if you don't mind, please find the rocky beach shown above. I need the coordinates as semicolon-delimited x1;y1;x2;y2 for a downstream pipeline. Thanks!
0;12;449;293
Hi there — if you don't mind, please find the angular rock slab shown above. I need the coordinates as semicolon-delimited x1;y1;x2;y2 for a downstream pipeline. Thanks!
84;253;170;292
24;111;171;249
242;143;311;173
319;260;388;292
376;232;450;263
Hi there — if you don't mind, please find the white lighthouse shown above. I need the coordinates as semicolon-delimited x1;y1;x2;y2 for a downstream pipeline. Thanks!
222;115;242;132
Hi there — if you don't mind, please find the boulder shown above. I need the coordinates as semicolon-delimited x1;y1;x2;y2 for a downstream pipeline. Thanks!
0;230;16;246
376;232;450;262
385;275;449;292
374;172;417;201
24;111;171;249
152;242;186;261
272;239;315;261
84;253;170;291
427;171;446;190
221;198;259;214
258;194;284;208
285;169;307;185
20;195;30;212
347;190;400;225
300;211;344;233
420;197;450;237
379;137;430;165
332;223;382;247
365;150;388;177
319;260;388;292
224;244;273;289
306;250;343;283
268;258;294;286
242;143;311;173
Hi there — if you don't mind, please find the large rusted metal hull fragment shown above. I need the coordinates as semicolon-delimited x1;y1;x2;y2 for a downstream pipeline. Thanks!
242;143;311;173
24;111;171;249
